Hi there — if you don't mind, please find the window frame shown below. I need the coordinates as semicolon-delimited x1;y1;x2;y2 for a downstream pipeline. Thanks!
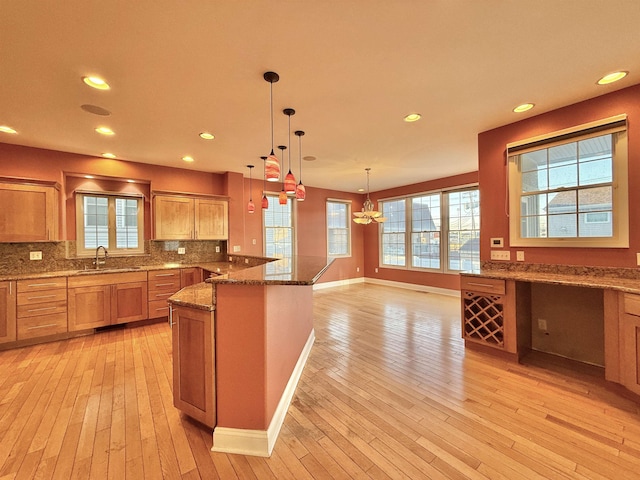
507;115;628;248
378;185;479;274
262;193;296;261
75;192;145;257
326;199;352;258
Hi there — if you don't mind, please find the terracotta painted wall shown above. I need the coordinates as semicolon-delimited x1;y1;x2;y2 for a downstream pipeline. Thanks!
478;83;640;268
362;172;479;292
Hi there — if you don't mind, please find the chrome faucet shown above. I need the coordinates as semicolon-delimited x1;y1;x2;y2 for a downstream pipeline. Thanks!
94;245;108;269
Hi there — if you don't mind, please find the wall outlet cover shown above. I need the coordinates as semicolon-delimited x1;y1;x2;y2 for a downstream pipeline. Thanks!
233;245;241;252
30;251;43;260
215;246;220;253
516;251;525;261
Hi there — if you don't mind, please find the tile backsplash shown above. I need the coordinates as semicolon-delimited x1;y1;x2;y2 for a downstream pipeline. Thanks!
0;240;227;275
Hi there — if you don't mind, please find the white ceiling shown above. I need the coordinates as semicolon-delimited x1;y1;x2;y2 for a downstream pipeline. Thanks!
1;1;639;193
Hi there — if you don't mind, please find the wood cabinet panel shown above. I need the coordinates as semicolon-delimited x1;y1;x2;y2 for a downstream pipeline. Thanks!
16;278;67;340
460;276;505;295
17;312;67;340
172;306;215;428
0;182;58;242
154;196;195;240
68;285;111;331
181;267;202;288
621;293;640;396
0;281;17;344
112;281;148;324
149;299;170;318
195;199;228;240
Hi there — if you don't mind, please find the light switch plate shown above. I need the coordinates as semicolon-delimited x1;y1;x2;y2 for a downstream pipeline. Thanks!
490;250;510;261
30;251;43;260
233;245;241;253
516;251;524;261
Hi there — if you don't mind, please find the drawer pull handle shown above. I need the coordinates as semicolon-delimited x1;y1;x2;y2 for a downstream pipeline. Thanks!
26;282;60;288
467;282;497;288
154;273;177;277
155;283;176;287
155;293;172;298
28;294;57;300
27;323;58;330
27;306;58;313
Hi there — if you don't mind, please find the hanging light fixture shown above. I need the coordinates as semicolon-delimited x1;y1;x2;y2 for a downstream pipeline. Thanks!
264;71;281;182
278;145;288;205
353;168;387;224
283;108;296;193
295;130;306;201
246;165;255;214
260;156;269;209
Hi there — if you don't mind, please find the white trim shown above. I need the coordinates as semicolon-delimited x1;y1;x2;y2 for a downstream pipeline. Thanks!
211;329;315;457
364;277;460;298
313;277;365;290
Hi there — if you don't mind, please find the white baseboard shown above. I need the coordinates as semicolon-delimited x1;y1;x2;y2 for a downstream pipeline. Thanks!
211;329;316;457
364;277;460;298
313;277;365;290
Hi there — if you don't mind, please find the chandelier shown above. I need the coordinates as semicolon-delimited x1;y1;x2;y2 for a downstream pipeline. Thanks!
353;168;387;224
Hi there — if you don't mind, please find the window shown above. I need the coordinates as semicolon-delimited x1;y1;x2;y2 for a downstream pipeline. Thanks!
380;187;479;273
263;194;294;261
326;200;351;257
76;193;144;256
508;116;628;247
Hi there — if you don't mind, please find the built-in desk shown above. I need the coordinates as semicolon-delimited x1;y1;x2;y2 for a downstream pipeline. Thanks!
461;266;640;398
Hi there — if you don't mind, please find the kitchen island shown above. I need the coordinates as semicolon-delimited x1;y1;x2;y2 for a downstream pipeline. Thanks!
168;255;332;457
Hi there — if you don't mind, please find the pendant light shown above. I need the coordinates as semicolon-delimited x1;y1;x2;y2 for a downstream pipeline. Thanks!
246;165;255;214
260;156;269;209
264;72;280;182
353;168;387;224
295;130;306;201
283;108;296;193
278;145;288;205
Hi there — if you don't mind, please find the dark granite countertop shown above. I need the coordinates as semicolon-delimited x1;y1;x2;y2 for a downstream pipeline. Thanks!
462;266;640;295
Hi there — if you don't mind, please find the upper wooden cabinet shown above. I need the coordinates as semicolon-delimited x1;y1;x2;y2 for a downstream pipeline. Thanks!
153;194;228;240
0;180;59;242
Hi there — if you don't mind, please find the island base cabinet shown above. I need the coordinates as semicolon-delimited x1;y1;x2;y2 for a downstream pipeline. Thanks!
621;294;640;396
0;281;17;344
171;306;215;428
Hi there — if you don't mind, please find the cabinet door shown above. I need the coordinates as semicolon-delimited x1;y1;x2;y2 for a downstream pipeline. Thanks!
181;267;202;288
195;199;228;240
622;294;640;395
0;183;58;242
0;281;17;344
68;285;111;331
172;306;215;428
112;282;148;324
154;196;194;240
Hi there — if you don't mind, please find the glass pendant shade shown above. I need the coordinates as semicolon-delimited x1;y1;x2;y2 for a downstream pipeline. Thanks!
295;182;306;201
260;156;269;209
246;164;255;214
284;171;296;193
278;189;287;205
265;152;280;182
261;195;269;209
353;168;387;224
248;200;255;214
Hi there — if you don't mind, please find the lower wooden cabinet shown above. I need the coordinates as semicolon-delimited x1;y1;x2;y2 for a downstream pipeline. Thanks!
0;281;17;344
68;272;148;331
621;293;640;396
171;306;215;428
180;267;202;288
16;277;67;340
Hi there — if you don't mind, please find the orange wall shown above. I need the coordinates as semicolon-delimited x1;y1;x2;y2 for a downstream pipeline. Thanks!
362;172;479;291
478;83;640;267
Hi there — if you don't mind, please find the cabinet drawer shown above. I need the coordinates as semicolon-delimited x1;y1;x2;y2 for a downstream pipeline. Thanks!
17;288;67;306
148;278;181;293
148;289;177;302
17;277;67;292
149;299;170;318
460;276;505;295
148;269;180;281
623;293;640;317
17;300;67;318
17;312;67;340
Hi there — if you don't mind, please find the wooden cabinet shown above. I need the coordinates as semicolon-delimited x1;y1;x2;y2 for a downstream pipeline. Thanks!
171;305;215;428
68;271;148;331
460;275;516;354
148;268;203;319
0;181;59;242
0;281;17;344
154;194;228;240
16;278;67;340
620;293;640;396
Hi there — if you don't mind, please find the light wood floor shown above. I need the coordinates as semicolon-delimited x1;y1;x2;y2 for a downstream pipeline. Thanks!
1;283;640;479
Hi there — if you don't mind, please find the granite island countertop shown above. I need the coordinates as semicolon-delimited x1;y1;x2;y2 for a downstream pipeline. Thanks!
462;264;640;295
167;256;334;311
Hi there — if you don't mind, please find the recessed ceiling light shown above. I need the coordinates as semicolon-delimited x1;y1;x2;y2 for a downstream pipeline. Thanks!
513;103;535;113
199;132;215;140
357;188;365;192
84;175;95;179
82;76;110;90
182;156;194;163
404;113;421;122
102;153;116;159
127;179;135;183
597;71;628;85
0;125;17;134
95;126;114;135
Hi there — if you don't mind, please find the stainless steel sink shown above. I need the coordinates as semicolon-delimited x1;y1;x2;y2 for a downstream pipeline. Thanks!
74;266;142;275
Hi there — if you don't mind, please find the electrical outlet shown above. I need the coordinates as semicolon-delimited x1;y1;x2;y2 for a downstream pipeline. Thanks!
637;253;640;266
252;238;257;245
245;258;249;264
30;251;43;260
375;267;379;273
233;245;241;252
516;251;525;261
537;318;548;331
356;267;360;272
215;246;220;253
178;247;186;255
490;250;511;261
